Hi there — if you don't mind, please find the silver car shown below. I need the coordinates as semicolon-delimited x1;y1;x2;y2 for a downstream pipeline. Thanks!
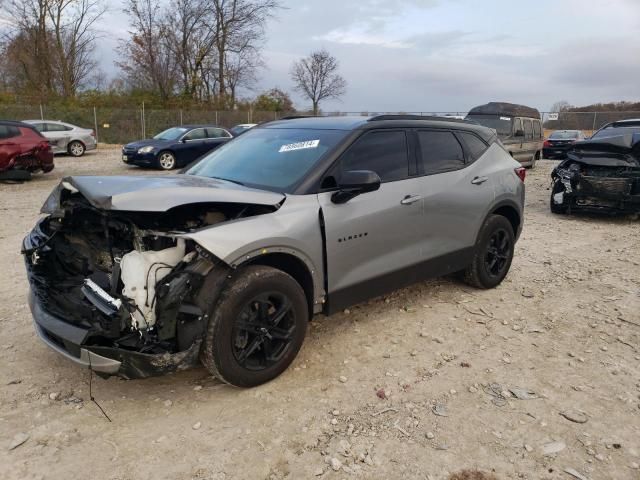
22;115;525;387
23;120;97;157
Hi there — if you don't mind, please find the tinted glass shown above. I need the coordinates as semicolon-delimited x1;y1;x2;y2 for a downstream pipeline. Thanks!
31;123;45;132
459;132;488;161
187;128;347;192
533;121;542;138
184;128;206;141
550;131;580;139
466;115;512;135
154;127;188;140
513;118;522;134
341;130;408;182
592;125;640;139
46;123;71;132
418;130;465;173
523;119;533;140
207;128;230;139
0;125;21;139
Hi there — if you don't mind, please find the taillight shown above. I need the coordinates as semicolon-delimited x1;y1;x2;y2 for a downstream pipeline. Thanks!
514;167;526;182
543;140;551;147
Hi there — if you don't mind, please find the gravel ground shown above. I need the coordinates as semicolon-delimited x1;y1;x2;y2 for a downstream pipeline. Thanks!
0;149;639;480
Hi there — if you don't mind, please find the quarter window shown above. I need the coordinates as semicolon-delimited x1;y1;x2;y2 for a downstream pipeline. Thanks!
417;130;465;174
341;130;408;182
513;118;522;135
459;132;489;162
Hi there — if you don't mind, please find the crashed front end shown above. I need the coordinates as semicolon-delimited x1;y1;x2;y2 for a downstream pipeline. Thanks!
22;175;280;378
551;135;640;215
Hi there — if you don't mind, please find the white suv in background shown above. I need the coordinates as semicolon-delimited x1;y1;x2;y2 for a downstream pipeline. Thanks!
24;120;97;157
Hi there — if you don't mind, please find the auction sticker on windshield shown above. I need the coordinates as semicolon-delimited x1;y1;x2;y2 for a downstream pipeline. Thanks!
279;140;320;153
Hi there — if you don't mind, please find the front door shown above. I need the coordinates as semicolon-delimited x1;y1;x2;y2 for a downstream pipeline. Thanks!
318;129;426;311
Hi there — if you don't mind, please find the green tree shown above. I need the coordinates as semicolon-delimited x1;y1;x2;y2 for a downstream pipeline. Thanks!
253;88;294;112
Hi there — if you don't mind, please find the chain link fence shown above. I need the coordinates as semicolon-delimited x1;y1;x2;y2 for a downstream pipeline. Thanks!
1;104;638;144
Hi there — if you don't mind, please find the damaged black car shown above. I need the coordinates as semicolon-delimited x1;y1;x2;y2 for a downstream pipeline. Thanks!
550;119;640;215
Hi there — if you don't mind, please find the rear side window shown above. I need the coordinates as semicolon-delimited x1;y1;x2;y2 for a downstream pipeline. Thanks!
459;132;489;162
46;123;72;132
417;130;465;174
533;120;542;139
207;128;231;139
0;125;21;139
523;119;533;140
341;130;408;182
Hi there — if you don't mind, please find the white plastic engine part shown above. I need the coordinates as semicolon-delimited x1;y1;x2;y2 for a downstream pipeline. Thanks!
120;239;186;330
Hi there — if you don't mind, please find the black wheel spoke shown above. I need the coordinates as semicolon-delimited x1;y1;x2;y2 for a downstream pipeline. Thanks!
232;292;297;371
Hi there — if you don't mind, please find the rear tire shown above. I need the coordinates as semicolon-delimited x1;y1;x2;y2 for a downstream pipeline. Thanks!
67;141;85;157
200;265;308;388
463;215;515;289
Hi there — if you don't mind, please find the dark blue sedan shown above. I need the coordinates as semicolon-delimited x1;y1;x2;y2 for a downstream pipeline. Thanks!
122;125;233;170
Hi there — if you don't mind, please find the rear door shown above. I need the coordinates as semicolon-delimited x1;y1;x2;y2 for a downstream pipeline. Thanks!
415;129;496;260
318;129;426;309
204;127;232;153
44;122;72;153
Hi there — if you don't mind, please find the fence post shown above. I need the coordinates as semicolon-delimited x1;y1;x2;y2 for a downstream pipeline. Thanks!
591;112;598;133
215;111;218;125
39;104;44;120
141;102;146;138
93;106;99;144
180;109;183;125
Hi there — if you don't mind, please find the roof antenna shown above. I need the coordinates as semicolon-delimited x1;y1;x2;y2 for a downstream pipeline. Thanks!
88;354;112;422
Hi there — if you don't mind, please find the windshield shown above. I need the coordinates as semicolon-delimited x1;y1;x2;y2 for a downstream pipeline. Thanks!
186;128;348;192
550;131;580;139
154;127;189;141
466;115;513;135
592;125;640;139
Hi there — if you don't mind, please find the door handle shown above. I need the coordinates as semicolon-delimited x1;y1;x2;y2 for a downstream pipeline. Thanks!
401;194;422;205
471;176;489;185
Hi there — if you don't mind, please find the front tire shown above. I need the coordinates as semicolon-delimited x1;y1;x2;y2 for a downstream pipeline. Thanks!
67;141;85;157
463;215;515;289
201;265;308;387
157;151;176;170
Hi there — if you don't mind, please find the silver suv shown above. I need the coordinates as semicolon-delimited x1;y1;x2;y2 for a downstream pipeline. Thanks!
22;115;525;387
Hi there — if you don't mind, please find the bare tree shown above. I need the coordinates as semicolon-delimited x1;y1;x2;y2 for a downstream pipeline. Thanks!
118;0;177;99
4;0;106;98
550;100;572;113
290;49;346;115
210;0;281;108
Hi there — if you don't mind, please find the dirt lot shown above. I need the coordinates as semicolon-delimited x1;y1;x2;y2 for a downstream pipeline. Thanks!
1;149;639;480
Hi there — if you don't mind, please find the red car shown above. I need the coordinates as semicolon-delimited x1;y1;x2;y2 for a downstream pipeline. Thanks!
0;121;54;179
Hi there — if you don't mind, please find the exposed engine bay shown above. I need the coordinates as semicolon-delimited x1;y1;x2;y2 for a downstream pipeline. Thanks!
22;179;278;378
551;134;640;214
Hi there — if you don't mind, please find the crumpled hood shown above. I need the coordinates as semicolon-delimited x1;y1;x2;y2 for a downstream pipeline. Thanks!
565;133;640;168
41;174;285;213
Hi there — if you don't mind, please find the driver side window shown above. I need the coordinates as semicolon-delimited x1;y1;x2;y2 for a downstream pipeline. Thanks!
183;128;206;141
340;130;408;183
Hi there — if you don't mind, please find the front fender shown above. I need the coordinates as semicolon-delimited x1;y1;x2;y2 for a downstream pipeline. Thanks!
182;195;326;305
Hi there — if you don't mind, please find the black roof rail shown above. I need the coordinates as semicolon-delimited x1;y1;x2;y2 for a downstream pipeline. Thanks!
367;114;470;123
277;115;316;120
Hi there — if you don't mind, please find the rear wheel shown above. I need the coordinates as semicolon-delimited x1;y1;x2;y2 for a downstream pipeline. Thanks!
157;151;176;170
463;215;515;289
201;265;308;387
67;141;85;157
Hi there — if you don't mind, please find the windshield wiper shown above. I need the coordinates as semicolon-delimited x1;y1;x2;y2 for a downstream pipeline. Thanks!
210;176;245;186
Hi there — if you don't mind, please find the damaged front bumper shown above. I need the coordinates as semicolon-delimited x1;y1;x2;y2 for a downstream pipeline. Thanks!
28;290;201;379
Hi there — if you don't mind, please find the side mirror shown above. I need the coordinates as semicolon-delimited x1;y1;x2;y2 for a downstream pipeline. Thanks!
331;170;381;204
514;129;525;137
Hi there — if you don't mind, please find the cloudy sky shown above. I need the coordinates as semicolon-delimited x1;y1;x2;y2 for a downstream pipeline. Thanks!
98;0;640;112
